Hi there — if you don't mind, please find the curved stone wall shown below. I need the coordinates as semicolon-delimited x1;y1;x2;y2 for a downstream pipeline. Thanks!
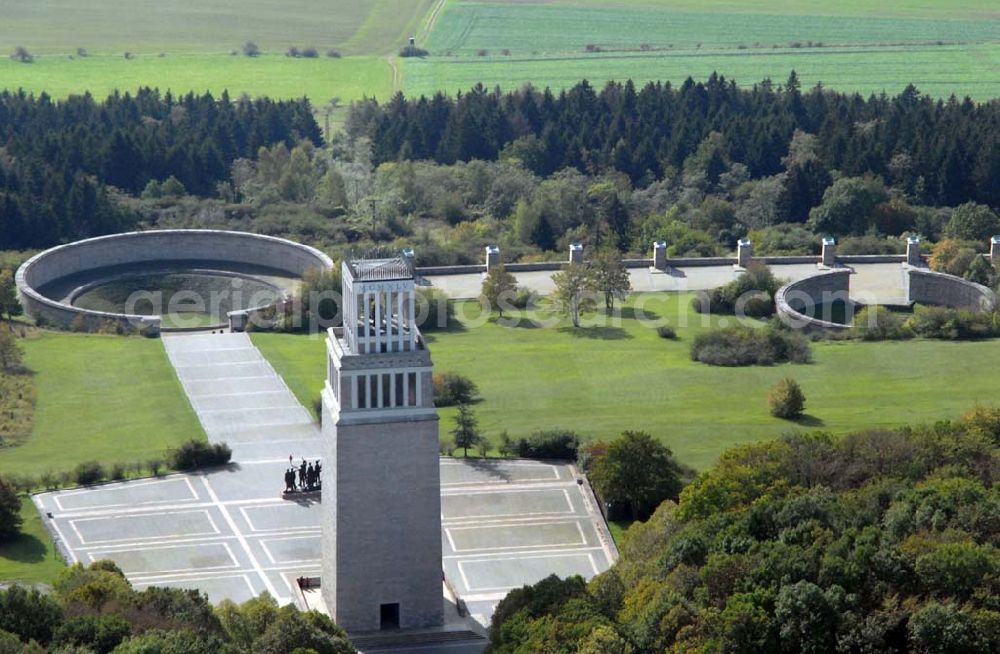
905;266;997;312
775;269;853;332
16;230;333;335
776;265;998;332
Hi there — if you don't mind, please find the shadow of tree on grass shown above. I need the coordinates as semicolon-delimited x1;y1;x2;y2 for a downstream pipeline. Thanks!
791;414;825;428
0;533;47;565
557;326;632;340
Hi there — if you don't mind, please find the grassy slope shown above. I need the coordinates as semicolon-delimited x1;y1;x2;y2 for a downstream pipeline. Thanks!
403;0;1000;99
1;331;204;477
253;293;1000;471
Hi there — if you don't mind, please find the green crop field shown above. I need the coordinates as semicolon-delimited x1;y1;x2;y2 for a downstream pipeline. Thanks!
0;54;393;104
2;0;995;104
0;331;204;478
0;0;432;56
254;293;1000;471
403;0;1000;100
0;0;436;102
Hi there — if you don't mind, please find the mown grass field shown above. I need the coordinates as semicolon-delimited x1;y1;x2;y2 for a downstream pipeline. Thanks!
403;0;1000;99
0;331;204;478
253;293;1000;471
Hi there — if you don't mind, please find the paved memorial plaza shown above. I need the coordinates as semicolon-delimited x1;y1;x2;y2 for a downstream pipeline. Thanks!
33;332;614;627
425;261;910;304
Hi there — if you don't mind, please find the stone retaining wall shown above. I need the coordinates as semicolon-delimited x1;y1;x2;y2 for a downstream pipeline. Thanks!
16;230;333;335
776;265;997;332
775;269;853;332
906;267;997;312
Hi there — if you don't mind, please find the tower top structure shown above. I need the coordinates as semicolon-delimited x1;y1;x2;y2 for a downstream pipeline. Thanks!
341;256;418;356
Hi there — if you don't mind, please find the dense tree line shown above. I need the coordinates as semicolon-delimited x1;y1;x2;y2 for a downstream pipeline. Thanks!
0;89;320;249
488;407;1000;652
352;75;999;211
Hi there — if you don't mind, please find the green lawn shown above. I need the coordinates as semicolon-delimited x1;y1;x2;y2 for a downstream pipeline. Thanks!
0;54;394;103
251;332;328;420
1;331;205;478
0;499;65;586
253;294;1000;471
404;1;1000;99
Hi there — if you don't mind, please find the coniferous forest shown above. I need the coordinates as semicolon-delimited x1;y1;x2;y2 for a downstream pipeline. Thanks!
0;89;320;249
357;76;998;209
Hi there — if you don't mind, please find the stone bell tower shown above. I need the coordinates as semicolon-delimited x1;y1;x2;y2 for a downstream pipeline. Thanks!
320;256;443;632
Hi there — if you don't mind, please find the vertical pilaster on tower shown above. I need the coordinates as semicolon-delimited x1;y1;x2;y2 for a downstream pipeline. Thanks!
737;239;752;268
991;236;1000;264
907;237;922;266
322;254;443;633
653;240;667;270
569;243;584;264
821;238;837;267
485;245;501;272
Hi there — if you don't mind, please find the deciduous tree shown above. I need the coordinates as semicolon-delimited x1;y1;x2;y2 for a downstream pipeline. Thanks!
588;249;631;312
0;476;22;542
552;263;596;327
480;264;518;317
588;431;686;520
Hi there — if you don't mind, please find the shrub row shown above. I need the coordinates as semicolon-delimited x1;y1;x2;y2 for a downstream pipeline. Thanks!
170;440;232;471
852;305;999;341
2;440;230;492
499;429;581;460
691;324;813;366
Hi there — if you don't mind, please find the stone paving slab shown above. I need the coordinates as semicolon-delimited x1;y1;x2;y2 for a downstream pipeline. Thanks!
34;458;613;627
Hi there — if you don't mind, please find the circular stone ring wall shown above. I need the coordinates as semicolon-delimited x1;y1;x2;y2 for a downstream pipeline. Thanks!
16;230;334;336
776;265;998;332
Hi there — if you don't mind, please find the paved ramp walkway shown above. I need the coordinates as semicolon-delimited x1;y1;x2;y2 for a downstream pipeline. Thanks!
162;332;321;462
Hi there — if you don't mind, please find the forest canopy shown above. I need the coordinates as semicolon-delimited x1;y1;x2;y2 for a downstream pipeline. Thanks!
488;407;1000;653
351;75;998;210
0;89;320;249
